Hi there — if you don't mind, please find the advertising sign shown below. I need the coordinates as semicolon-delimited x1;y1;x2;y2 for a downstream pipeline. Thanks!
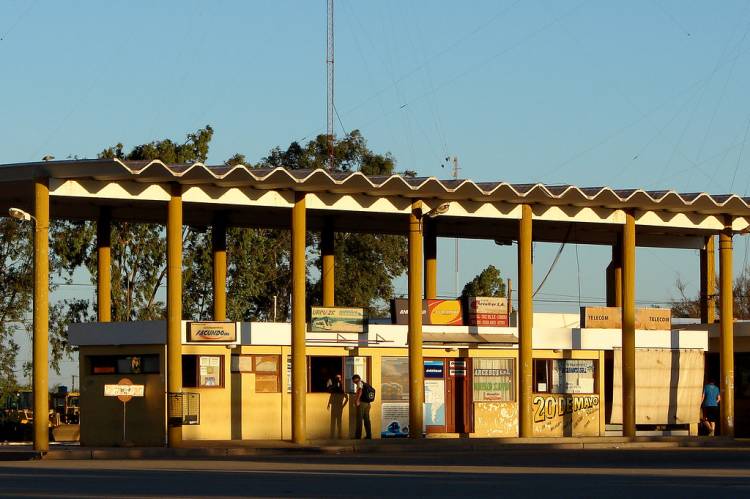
472;358;514;402
104;378;145;402
580;307;672;330
635;308;672;330
187;321;238;343
424;360;445;379
466;296;510;327
424;379;445;426
580;307;621;329
381;402;410;437
391;299;463;325
310;306;367;333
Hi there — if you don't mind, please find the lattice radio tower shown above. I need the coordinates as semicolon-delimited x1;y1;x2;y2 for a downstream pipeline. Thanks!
327;0;335;171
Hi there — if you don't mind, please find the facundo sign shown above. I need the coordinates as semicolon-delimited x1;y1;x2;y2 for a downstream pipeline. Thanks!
187;321;237;343
104;378;145;403
466;297;509;327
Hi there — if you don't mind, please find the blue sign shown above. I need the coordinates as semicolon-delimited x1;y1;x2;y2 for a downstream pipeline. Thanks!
424;360;445;379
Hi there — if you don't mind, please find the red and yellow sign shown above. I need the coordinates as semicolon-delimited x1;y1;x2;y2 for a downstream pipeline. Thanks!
391;299;463;325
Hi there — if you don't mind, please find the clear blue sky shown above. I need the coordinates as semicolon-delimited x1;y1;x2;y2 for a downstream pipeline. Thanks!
3;1;750;385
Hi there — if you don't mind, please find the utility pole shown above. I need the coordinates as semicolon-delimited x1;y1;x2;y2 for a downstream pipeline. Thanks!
446;156;461;296
327;0;335;171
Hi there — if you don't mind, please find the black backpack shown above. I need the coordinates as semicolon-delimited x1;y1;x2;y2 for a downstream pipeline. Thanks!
361;382;376;403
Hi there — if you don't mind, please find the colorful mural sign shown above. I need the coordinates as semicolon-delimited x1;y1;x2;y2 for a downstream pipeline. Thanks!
309;307;367;333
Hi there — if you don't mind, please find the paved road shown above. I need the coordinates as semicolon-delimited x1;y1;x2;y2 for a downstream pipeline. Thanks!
1;448;749;498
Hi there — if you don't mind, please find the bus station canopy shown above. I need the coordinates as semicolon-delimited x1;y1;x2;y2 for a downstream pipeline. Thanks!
1;159;748;249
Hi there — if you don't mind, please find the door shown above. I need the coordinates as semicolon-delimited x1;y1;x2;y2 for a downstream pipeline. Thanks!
446;358;473;433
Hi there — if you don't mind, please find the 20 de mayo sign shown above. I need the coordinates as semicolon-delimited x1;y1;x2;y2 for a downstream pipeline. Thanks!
532;394;600;436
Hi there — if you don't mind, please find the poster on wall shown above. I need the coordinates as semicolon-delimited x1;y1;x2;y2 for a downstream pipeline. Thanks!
473;358;514;401
424;379;445;426
309;307;367;333
551;360;595;394
391;299;463;325
381;357;409;401
381;402;410;437
466;297;510;327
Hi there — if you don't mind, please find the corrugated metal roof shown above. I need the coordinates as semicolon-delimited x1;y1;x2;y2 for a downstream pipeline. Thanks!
1;158;749;216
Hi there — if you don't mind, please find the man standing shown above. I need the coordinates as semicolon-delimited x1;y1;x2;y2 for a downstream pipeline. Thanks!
352;374;372;439
701;378;720;436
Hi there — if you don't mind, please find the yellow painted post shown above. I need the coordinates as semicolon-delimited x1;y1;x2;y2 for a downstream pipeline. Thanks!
291;192;307;443
167;183;183;448
212;217;227;321
408;200;424;438
719;226;735;437
424;220;437;299
621;211;636;438
97;208;111;322
33;178;49;452
518;204;533;437
700;236;716;324
322;224;335;307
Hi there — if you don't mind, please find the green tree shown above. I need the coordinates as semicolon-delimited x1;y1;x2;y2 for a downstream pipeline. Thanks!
0;219;31;396
258;130;409;316
461;265;507;299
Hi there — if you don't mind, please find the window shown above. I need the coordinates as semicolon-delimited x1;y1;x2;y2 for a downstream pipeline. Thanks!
182;355;224;388
90;355;160;375
308;356;369;393
231;355;281;393
473;358;515;402
534;359;596;394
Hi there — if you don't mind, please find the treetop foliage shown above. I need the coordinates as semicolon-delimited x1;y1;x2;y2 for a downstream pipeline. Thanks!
461;265;506;300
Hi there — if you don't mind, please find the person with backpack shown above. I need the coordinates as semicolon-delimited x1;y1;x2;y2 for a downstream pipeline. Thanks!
352;374;374;439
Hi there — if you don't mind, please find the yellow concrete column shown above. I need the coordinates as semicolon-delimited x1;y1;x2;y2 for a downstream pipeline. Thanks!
424;220;437;299
33;178;49;452
700;235;716;324
322;224;335;307
291;192;307;443
212;218;227;321
408;200;424;438
621;211;636;438
518;204;533;437
167;183;183;447
719;226;735;437
97;208;111;322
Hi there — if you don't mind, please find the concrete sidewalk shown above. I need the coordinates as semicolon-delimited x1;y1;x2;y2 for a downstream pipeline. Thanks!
2;436;749;461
